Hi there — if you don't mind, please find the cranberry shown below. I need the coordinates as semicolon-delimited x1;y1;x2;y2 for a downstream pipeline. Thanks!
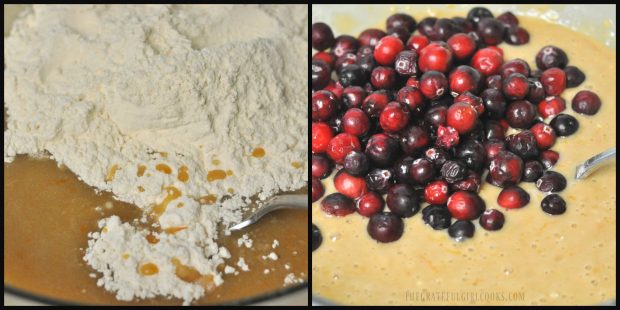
417;17;438;37
440;160;468;183
500;59;530;78
564;66;586;88
467;31;483;48
341;108;369;136
365;168;395;194
358;28;386;47
399;125;430;155
535;45;569;70
312;224;322;251
386;25;410;44
486;74;502;90
452;17;475;33
397;86;426;112
484;139;507;162
326;133;361;164
425;147;452;168
447;33;476;60
357;191;385;217
540;150;560;169
334;52;358;73
571;90;601;115
471;47;503;76
406;34;430;51
425;105;447;127
424;180;450;205
386;184;420;218
449;66;482;95
420;70;448;100
405;76;421;88
485;121;506;140
373;36;405;66
339;64;368;88
458;92;485;114
320;193;356;216
447;191;485;220
448;220;475;241
504;26;530;45
312;122;334;154
527;77;546;103
356;53;376;76
370;66;397;90
496;11;519;26
365;133;400;167
522;160;544;182
505;130;539;160
436;125;460;149
312;178;324;203
311;90;339;121
312;60;331;90
362;90;390;118
312;154;332;179
451;170;482;193
538;96;566;119
342;151;369;177
356;45;375;58
540;68;566;96
486;45;504;56
550;114;579;136
541;194;567;215
334;169;368;199
481;88;507;120
530;123;556;150
409;158;436;185
418;43;454;73
342;86;367;109
497;185;530;209
455;138;486;171
422;205;452;230
487;150;523;187
386;13;417;32
477;18;505;45
505;100;536;129
502;73;530;100
313;51;336;69
428;18;460;41
393;156;414;184
479;209;505;231
332;35;359;58
312;23;335;51
379;101;410;133
536;171;567;193
447;102;478;134
367;212;404;243
394;50;418;77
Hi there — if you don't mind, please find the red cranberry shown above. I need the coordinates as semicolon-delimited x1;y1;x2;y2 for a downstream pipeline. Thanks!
471;47;503;76
312;23;335;51
422;205;452;230
496;11;519;27
339;64;368;88
386;13;417;32
449;66;482;95
424;180;450;205
447;191;485;220
540;68;566;96
386;184;420;218
312;154;333;179
522;160;544;182
487;150;523;187
484;139;507;162
343;151;370;176
312;178;324;203
332;35;359;57
409;158;436;185
420;70;449;100
386;25;410;44
486;45;504;57
367;212;404;243
538;96;566;119
440;160;468;183
341;108;370;136
394;50;418;77
373;36;404;66
486;74;502;90
425;105;447;127
334;52;358;73
550;114;579;137
312;60;331;91
428;18;460;41
535;45;568;70
451;170;482;193
500;59;530;79
425;147;452;168
365;133;400;167
480;88;506;120
342;86;367;109
505;130;539;159
379;101;410;133
312;90;339;121
564;66;586;88
324;80;344;100
479;209;505;231
467;7;494;25
571;90;602;115
418;43;454;73
504;26;530;45
527;77;546;103
448;220;475;241
321;193;356;216
530;123;556;150
358;28;386;47
505;100;536;129
476;18;505;46
455;91;485;115
485;121;506;140
356;45;374;58
312;51;336;69
399;125;430;155
502;73;530;100
370;66;397;90
436;125;460;149
396;86;425;111
536;171;567;193
540;149;560;169
497;185;530;209
312;122;334;154
366;168;395;194
362;90;390;118
447;102;478;134
334;169;368;199
447;33;477;60
357;191;385;217
541;194;567;215
405;76;420;88
406;34;430;51
326;133;361;164
417;17;438;36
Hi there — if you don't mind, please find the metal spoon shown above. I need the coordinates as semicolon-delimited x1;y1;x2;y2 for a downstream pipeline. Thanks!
229;194;307;231
574;147;616;180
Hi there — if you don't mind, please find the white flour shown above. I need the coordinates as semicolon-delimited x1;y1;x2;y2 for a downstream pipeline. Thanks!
4;4;307;305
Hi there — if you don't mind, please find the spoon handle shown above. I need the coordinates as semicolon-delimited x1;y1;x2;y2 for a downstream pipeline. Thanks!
229;194;307;231
575;147;616;180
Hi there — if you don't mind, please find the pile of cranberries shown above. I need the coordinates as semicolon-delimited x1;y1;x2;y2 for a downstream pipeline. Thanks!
312;7;602;247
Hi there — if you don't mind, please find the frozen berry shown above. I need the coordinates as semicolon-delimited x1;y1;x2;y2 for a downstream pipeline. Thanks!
365;168;395;194
471;47;503;76
505;100;536;129
321;193;356;216
447;102;478;134
326;133;361;164
365;133;400;167
447;33;477;60
312;224;322;251
536;171;567;193
399;125;430;155
422;205;452;230
386;13;417;32
502;73;530;100
374;36;405;66
406;34;430;51
571;90;601;115
334;169;368;199
448;220;475;241
312;122;334;154
386;184;420;218
357;191;385;217
540;68;566;96
540;149;560;169
312;154;332;179
379;101;410;133
312;178;324;203
436;125;460;149
339;64;368;88
394;50;418;76
487;151;523;187
312;60;331;90
535;45;568;70
343;151;370;176
447;191;486;220
449;65;482;95
479;209;505;231
358;28;386;47
312;23;335;51
550;114;579;137
342;108;370;136
419;43;454;73
424;180;450;205
409;158;436;185
505;130;539;160
367;212;404;243
477;18;505;46
541;194;567;215
530;123;556;150
497;185;530;209
564;66;586;88
522;160;544;182
370;66;397;89
538;96;566;119
333;35;359;57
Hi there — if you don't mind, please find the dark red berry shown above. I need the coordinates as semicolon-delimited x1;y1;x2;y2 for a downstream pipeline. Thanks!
357;191;385;217
343;151;369;177
356;45;375;58
409;158;436;185
536;45;568;70
365;133;400;167
393;156;415;184
536;171;567;193
418;43;454;73
405;76;420;88
312;23;335;51
313;51;336;69
505;130;539;160
455;138;486;171
367;212;404;243
425;105;447;127
450;65;482;95
479;209;505;231
541;194;566;215
564;66;586;88
311;122;334;154
467;7;494;25
487;151;523;187
436;125;460;149
339;64;368;88
477;18;505;46
334;169;368;199
386;25;410;44
484;139;507;162
422;205;452;230
538;96;566;119
424;180;450;205
334;52;358;73
448;220;475;241
486;74;503;90
399;125;430;155
447;191;485;220
540;68;566;96
356;53;376;76
386;184;420;218
496;11;519;27
447;33;477;60
397;86;426;111
500;59;530;79
362;90;390;118
456;92;485;114
571;90;602;115
420;70;449;100
425;147;452;168
417;17;438;36
312;178;324;203
386;13;417;32
550;114;579;137
530;123;556;150
312;60;331;90
394;50;418;76
365;168;395;194
497;185;530;209
312;224;322;251
370;66;397;89
505;100;536;129
341;108;370;136
447;102;478;134
485;121;506;140
527;77;546;103
440;160;468;183
481;88;507;120
312;154;332;179
342;86;367;109
502;73;530;100
428;18;459;41
374;36;405;66
320;193;356;216
332;35;359;57
471;47;503;76
326;133;361;164
451;170;482;193
522;160;544;182
452;16;475;33
358;28;386;47
504;26;530;45
379;101;410;133
312;90;338;121
540;149;560;169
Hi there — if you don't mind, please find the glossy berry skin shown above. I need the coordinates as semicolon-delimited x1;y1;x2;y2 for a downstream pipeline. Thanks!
425;105;447;127
313;51;336;69
312;154;332;179
564;66;586;88
484;139;507;163
396;86;426;111
428;18;460;41
420;70;449;100
334;169;368;199
374;36;405;66
358;28;386;47
550;114;579;137
326;133;361;164
571;90;602;115
538;96;566;119
530;123;556;150
471;47;503;76
448;220;475;241
447;191;486;221
476;17;505;46
365;133;400;167
366;168;395;194
356;191;385;217
455;138;486;172
312;178;324;203
379;101;410;133
386;13;417;32
312;23;335;51
497;186;530;209
541;194;567;215
467;7;494;25
343;151;369;176
502;73;529;100
504;26;530;45
536;171;567;193
312;224;322;251
341;108;370;137
339;64;368;88
312;60;331;91
479;209;505;231
409;158;436;185
362;91;390;118
424;180;450;205
406;34;430;51
540;68;566;96
481;88;507;120
320;193;356;216
399;125;430;155
367;212;404;243
386;184;420;218
422;205;452;230
332;35;359;57
447;33;477;60
370;66;397;89
449;65;482;95
505;100;536;129
522;160;544;182
505;130;539;160
486;74;502;90
535;45;569;70
394;50;418;76
311;122;334;154
500;59;531;79
447;102;478;134
418;43;454;73
539;149;560;169
497;11;519;27
334;52;358;73
487;151;523;187
342;86;367;109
